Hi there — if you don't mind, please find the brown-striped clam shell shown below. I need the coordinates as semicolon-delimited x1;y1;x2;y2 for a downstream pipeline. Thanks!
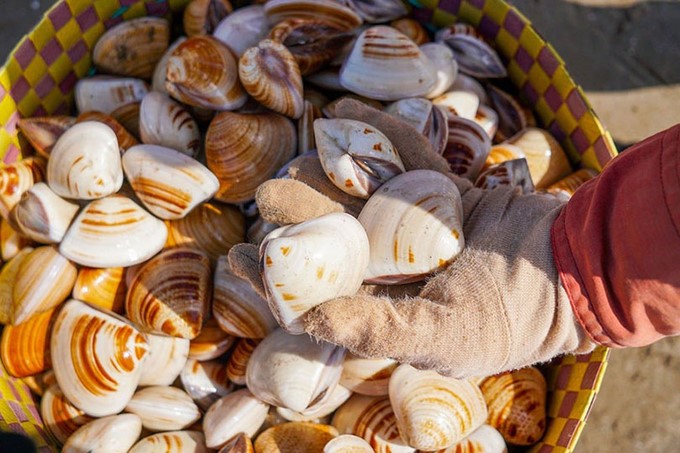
332;394;414;453
485;85;530;143
475;158;535;194
130;431;209;453
62;413;142;453
125;386;201;432
479;367;547;446
226;338;260;386
75;75;149;115
0;157;46;220
433;425;508;453
72;267;126;314
139;92;201;157
110;101;142;139
390;18;429;45
324;434;374;452
20;369;56;397
264;0;362;31
138;334;190;387
339;0;408;23
51;299;149;417
298;100;322;154
254;422;338;453
126;247;211;340
189;318;235;361
59;195;168;268
218;433;254;453
181;358;235;410
0;247;33;325
166;36;247;111
443;115;491;181
165;201;245;262
212;5;269;57
184;0;233;37
239;40;304;119
384;98;448;155
483;144;525;171
436;23;506;79
41;384;94;446
203;389;270;449
506;127;572;188
546;168;598;200
152;38;187;95
1;306;55;377
206;111;297;203
340;26;437;101
93;17;170;79
76;111;139;153
0;218;33;262
340;354;397;396
17;116;75;158
12;245;77;325
213;255;277;338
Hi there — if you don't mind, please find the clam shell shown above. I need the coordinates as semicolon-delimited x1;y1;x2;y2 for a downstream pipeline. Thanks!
314;119;404;199
358;170;464;284
260;213;369;334
8;182;79;244
339;0;408;23
433;425;508;453
72;267;126;314
218;433;254;453
203;389;269;449
277;384;352;422
153;38;188;95
434;90;480;121
138;333;190;387
20;369;56;397
213;5;269;57
443;115;492;181
165;201;245;262
0;157;46;220
546;168;598;199
41;384;94;446
125;386;201;432
12;246;77;325
166;36;247;111
506;127;572;188
436;24;506;78
0;247;33;325
479;367;547;446
305;66;344;91
126;247;211;340
420;43;458;99
0;218;33;262
475;158;535;194
239;40;304;119
76;111;139;153
59;195;168;268
181;358;235;410
62;413;142;453
206;111;296;203
246;329;346;413
226;338;260;386
390;18;429;45
324;434;373;453
47;121;123;200
139;92;201;157
332;394;414;453
298;100;322;154
340;354;397;396
130;431;209;453
269;19;355;76
17;116;75;158
110;101;142;139
93;17;170;79
485;85;529;143
247;217;280;246
384;98;448;155
254;422;338;453
75;75;149;114
450;73;488;105
51;299;149;417
264;0;362;31
1;306;55;377
189;318;236;361
389;364;488;450
122;144;219;220
483;144;525;171
340;26;437;101
184;0;233;37
213;256;277;338
474;104;499;139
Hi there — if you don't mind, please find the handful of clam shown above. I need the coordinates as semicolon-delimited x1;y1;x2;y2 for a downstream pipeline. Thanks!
1;0;602;451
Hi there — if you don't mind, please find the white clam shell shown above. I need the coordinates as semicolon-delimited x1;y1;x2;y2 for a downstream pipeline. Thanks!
421;42;459;99
138;333;190;387
277;384;352;422
47;121;123;200
59;195;168;268
203;388;269;449
340;354;397;396
439;425;508;453
260;213;369;334
75;75;149;114
51;299;149;417
450;73;488;105
129;431;209;453
122;144;219;220
324;434;374;453
125;386;201;432
62;413;142;453
340;26;437;101
152;37;187;94
358;170;464;284
314;119;405;199
9;182;79;244
389;364;488;451
475;104;499;139
246;328;346;413
213;5;269;57
332;394;414;453
434;90;481;121
181;358;235;411
139;92;201;157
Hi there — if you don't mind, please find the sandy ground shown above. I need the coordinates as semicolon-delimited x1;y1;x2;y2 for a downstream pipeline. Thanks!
1;0;680;452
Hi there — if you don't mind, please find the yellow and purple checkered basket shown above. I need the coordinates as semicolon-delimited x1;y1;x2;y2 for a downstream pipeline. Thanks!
0;0;615;451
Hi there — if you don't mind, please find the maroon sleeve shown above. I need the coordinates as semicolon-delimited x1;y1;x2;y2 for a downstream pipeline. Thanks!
551;124;680;348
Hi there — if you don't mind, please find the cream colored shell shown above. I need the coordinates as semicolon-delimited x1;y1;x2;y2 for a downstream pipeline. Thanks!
62;414;142;453
203;389;269;449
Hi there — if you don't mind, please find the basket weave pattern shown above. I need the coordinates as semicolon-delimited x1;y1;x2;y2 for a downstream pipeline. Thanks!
0;0;614;451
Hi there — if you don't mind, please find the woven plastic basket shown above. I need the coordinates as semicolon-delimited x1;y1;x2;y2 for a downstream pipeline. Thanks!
0;0;615;451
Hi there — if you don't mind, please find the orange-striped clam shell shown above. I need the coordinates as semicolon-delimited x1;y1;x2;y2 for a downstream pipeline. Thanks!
130;431;209;453
17;116;75;158
189;318;235;361
1;307;56;378
0;157;46;220
183;0;233;37
72;267;126;314
40;384;94;446
254;422;338;453
226;338;261;386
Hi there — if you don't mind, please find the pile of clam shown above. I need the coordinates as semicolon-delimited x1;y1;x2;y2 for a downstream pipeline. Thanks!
0;0;597;451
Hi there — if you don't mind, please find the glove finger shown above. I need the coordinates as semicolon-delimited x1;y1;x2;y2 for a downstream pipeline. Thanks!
255;179;344;225
227;243;267;299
